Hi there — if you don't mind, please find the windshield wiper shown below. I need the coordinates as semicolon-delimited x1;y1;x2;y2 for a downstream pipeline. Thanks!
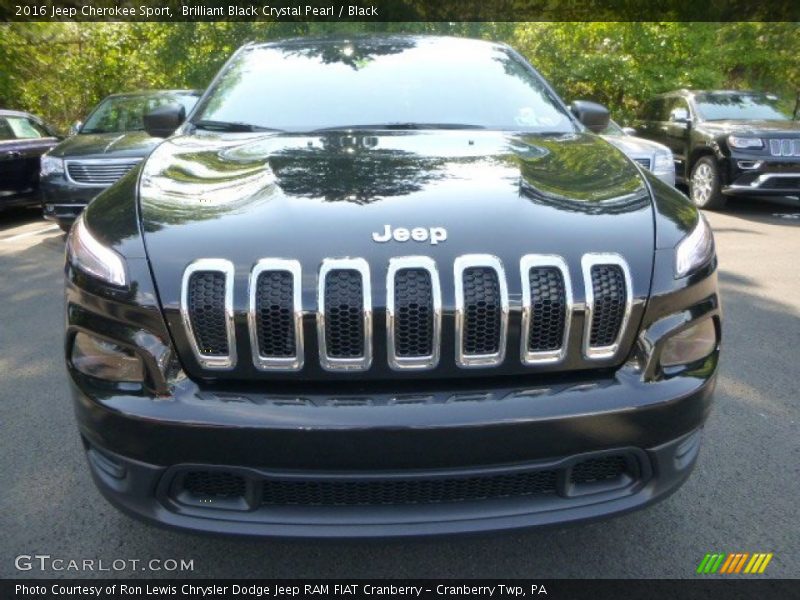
309;123;487;133
191;120;282;133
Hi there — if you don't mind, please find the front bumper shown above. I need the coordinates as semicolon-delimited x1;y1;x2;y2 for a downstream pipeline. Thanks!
71;361;717;537
723;157;800;196
40;176;102;225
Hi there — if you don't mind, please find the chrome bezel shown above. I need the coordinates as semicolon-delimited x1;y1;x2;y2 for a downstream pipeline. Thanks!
180;259;237;370
519;254;573;365
581;253;633;360
317;258;372;372
386;256;442;371
248;259;304;371
64;157;143;188
454;254;509;368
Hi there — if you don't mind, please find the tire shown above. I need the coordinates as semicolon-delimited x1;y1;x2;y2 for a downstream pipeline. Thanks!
689;156;727;210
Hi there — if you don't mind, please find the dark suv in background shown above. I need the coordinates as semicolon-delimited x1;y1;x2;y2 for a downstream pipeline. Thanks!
40;89;200;231
635;89;800;209
0;109;59;211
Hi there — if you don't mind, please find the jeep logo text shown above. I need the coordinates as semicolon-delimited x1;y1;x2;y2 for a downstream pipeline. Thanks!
372;225;447;245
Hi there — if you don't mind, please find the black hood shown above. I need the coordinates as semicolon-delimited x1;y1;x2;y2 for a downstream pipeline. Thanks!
50;131;160;159
701;119;800;136
138;130;655;381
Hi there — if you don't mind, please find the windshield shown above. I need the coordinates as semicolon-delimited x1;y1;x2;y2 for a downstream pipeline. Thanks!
694;93;790;121
193;38;575;133
602;120;625;136
82;93;199;134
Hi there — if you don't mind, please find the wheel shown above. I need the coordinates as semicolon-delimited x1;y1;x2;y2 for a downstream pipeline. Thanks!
689;157;727;210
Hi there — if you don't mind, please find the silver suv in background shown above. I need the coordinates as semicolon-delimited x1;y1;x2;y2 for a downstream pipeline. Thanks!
602;119;676;186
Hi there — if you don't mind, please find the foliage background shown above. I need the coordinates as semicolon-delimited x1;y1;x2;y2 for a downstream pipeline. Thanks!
1;22;799;131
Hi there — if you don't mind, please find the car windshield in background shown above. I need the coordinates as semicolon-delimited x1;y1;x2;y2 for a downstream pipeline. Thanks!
694;93;790;121
194;38;575;133
81;93;199;134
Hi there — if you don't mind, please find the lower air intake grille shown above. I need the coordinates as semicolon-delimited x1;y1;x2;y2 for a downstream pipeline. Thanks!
324;269;364;358
589;264;626;347
183;471;246;499
260;470;558;506
393;269;434;357
187;271;228;356
255;271;295;357
570;456;629;484
462;267;502;355
527;267;566;352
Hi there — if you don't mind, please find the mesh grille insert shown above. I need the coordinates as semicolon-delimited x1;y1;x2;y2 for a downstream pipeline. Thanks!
589;264;626;348
394;268;434;357
462;267;502;355
324;269;364;358
261;470;558;506
255;270;295;357
187;271;228;356
183;471;246;499
570;456;628;484
528;267;566;352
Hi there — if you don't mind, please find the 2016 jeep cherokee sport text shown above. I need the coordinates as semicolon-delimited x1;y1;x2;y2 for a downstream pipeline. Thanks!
65;36;721;537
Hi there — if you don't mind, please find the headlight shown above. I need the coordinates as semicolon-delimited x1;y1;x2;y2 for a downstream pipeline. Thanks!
675;214;714;278
728;135;763;149
40;154;64;177
66;214;128;287
71;332;144;382
660;319;717;367
653;149;674;172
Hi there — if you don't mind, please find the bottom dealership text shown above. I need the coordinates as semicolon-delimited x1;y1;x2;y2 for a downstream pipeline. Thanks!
16;584;548;597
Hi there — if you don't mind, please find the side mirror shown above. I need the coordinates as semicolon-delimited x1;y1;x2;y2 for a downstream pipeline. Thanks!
144;104;185;138
570;100;610;134
69;121;82;136
670;107;692;124
621;127;637;136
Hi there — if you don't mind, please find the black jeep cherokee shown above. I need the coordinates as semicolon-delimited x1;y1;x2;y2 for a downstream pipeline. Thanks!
65;36;720;538
635;89;800;209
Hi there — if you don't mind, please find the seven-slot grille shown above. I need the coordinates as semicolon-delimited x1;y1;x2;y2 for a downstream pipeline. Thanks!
768;139;800;157
180;254;632;372
65;159;141;186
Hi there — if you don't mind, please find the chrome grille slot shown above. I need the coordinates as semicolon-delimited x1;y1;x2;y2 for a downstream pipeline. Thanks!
633;157;651;170
248;259;303;371
581;254;632;360
768;138;800;157
180;259;236;369
65;158;141;186
520;255;572;364
317;258;372;371
454;255;508;368
387;257;441;370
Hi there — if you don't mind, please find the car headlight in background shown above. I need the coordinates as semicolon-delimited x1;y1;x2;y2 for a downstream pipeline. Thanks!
728;135;763;149
66;215;128;287
660;318;717;367
675;214;715;278
653;149;674;173
71;332;144;382
40;154;64;177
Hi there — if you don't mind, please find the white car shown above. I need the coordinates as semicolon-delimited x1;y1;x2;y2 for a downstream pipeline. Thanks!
602;120;676;186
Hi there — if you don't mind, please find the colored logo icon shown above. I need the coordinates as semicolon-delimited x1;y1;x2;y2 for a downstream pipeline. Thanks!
697;553;773;574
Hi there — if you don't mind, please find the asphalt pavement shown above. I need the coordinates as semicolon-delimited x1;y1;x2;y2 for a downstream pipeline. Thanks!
1;196;798;579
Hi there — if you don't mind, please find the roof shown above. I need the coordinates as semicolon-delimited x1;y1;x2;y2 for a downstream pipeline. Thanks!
249;34;504;51
0;109;38;118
